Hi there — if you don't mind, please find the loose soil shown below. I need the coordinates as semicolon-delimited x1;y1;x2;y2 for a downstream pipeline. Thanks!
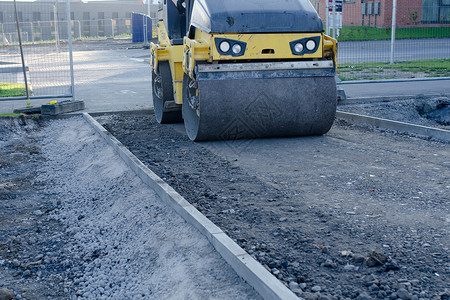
0;116;77;299
100;111;449;300
0;116;260;300
338;97;450;130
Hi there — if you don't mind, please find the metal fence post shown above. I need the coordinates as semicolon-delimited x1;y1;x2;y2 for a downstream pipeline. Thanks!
30;22;35;43
76;20;81;39
54;3;60;51
13;0;31;106
332;0;336;39
66;0;75;100
111;19;114;38
390;0;397;64
326;1;329;36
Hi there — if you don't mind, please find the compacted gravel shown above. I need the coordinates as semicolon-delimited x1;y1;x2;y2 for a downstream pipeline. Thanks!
0;116;260;300
99;109;449;300
1;96;449;300
338;96;450;130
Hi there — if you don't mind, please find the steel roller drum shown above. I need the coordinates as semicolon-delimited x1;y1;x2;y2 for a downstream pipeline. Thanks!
183;61;337;141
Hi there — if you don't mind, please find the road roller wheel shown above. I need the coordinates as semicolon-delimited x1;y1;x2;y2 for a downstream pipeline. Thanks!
182;73;201;141
152;62;182;124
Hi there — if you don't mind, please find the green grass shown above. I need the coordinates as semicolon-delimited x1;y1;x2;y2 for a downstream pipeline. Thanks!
337;26;450;41
338;58;450;81
0;83;28;98
0;113;25;117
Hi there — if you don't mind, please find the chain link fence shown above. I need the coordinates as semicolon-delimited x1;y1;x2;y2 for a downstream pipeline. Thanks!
0;1;150;103
317;0;449;81
0;1;74;101
1;0;448;102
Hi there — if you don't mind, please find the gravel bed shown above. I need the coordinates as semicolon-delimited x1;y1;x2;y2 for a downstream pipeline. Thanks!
99;111;449;300
338;96;450;130
0;116;260;300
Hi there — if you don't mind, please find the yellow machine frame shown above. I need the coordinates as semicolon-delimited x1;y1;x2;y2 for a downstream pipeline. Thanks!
151;21;338;105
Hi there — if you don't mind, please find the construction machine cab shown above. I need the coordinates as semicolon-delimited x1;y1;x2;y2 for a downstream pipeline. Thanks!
162;0;186;44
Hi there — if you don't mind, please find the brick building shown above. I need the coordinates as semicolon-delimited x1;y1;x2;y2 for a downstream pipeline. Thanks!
313;0;450;28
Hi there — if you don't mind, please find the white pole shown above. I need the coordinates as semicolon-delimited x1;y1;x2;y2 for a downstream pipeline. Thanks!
332;0;336;38
111;19;114;38
77;20;81;39
390;0;397;64
66;0;75;100
30;22;34;43
326;1;329;36
54;2;60;51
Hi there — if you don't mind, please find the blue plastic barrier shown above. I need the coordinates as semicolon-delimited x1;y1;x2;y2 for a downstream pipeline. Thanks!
131;12;152;43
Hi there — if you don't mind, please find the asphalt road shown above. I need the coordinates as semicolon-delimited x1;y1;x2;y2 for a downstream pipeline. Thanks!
0;42;449;114
338;38;450;64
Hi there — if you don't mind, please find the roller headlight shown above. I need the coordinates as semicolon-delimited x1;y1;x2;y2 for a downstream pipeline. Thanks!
215;38;247;57
219;41;231;53
290;36;320;55
294;43;304;53
232;44;242;55
306;40;316;51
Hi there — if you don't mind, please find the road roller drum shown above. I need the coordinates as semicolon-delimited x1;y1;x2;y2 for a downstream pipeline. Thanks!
150;0;339;141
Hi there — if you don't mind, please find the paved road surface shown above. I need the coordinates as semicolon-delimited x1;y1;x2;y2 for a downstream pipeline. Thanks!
0;45;449;114
338;38;450;64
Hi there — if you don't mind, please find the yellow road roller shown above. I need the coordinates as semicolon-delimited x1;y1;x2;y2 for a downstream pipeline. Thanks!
150;0;338;141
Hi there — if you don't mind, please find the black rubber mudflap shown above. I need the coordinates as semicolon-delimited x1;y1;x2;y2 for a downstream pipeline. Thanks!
183;75;337;141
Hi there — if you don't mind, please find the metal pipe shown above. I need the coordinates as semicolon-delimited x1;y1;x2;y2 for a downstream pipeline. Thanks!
13;0;31;106
77;20;81;39
0;94;74;102
390;0;397;64
326;1;329;36
338;77;450;85
111;19;114;38
332;0;336;39
30;22;34;44
54;2;60;51
66;0;75;100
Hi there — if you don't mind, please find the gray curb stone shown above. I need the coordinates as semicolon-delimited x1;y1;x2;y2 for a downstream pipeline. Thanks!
82;112;300;300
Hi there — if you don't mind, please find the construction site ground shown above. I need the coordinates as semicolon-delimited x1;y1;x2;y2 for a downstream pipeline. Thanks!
0;40;449;300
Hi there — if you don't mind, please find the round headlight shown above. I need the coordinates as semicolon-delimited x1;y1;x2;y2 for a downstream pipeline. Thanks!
232;44;242;54
306;40;316;51
294;42;304;53
219;41;230;53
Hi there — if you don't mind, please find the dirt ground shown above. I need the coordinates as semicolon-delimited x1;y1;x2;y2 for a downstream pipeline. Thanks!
0;116;260;300
99;110;449;300
338;97;450;130
0;116;76;299
0;96;448;300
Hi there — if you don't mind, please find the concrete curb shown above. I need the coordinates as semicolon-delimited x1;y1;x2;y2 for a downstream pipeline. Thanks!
338;93;450;105
336;111;450;143
82;113;299;300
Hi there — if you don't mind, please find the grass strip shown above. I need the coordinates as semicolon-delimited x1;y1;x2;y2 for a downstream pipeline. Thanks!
0;83;28;97
338;58;450;81
338;26;450;41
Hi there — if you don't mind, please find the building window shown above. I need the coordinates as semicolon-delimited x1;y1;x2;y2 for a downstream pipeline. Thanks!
344;0;355;3
112;12;119;20
422;0;450;23
0;12;3;24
